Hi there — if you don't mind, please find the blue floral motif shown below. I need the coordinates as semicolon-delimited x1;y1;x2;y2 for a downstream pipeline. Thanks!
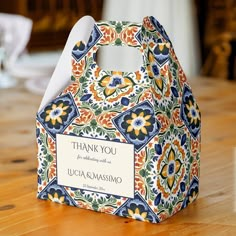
121;97;130;106
180;182;186;192
155;143;162;155
113;101;160;152
80;94;92;101
37;93;79;139
38;178;76;206
153;44;169;67
87;24;103;49
114;192;159;223
72;24;102;62
72;41;87;62
180;85;201;138
154;192;162;206
181;177;199;209
150;16;171;44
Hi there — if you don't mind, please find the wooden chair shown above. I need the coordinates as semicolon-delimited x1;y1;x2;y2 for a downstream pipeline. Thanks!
201;0;236;79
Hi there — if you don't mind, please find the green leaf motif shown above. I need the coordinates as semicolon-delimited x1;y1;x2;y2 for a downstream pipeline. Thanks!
98;198;105;205
146;164;152;172
146;177;152;184
139;169;147;177
173;62;178;70
169;205;173;215
85;126;92;133
95;108;102;116
189;156;194;163
96;127;105;135
46;154;53;162
115;38;122;46
80;76;86;83
115;22;123;33
90;119;97;127
92;202;99;211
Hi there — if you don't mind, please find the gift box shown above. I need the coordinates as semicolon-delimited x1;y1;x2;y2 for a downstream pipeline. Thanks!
36;16;201;223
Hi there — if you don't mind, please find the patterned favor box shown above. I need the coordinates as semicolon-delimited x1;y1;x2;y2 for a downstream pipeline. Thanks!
36;16;201;223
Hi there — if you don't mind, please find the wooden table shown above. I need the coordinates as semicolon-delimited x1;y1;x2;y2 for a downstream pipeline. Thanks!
1;78;236;235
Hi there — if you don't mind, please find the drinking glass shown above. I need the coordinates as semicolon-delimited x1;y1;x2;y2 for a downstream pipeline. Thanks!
0;26;16;88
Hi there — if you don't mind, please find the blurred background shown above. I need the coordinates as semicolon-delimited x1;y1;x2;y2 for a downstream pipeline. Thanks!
0;0;235;94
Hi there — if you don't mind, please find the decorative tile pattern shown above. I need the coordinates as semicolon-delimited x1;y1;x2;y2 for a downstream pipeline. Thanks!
181;177;199;209
149;16;171;44
114;192;159;223
38;178;77;206
36;16;201;224
180;85;201;139
153;44;169;67
37;93;79;139
72;24;102;62
113;101;160;152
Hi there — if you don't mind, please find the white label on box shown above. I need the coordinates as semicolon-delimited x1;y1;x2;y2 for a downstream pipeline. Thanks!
56;134;134;198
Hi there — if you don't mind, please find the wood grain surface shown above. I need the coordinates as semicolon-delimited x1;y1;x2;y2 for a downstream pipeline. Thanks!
1;78;236;236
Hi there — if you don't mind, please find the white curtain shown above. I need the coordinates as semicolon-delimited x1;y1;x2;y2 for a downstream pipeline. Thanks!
100;0;201;78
